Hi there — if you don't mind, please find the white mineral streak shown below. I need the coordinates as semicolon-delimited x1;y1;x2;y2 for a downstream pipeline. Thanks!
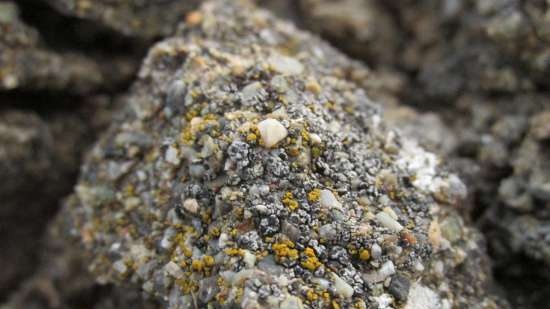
331;272;354;298
404;284;442;309
376;211;403;232
319;190;342;209
258;118;288;148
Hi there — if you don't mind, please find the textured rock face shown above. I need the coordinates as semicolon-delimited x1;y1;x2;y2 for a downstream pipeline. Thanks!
297;0;549;100
60;1;505;308
0;97;118;299
299;0;400;67
0;1;105;92
47;0;201;38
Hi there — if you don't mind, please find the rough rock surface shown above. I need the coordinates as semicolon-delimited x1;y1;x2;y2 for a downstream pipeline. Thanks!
59;1;506;309
2;214;161;309
0;1;106;92
0;96;117;299
47;0;201;39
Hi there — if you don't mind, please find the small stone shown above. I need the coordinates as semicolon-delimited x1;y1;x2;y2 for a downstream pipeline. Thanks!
404;284;441;309
388;274;411;302
164;261;184;279
331;272;354;298
319;190;342;209
371;243;382;260
164;145;180;165
375;212;403;232
183;198;199;214
309;133;322;145
268;54;304;75
257;118;288;148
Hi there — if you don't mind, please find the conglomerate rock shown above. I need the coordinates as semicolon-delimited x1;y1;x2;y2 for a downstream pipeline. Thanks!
47;0;201;39
58;1;507;308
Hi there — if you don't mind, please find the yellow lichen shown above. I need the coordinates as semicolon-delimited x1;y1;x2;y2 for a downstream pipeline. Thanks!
272;240;299;261
359;249;371;261
282;191;299;211
191;259;204;271
203;255;215;267
224;247;244;256
307;189;321;202
301;247;322;271
306;289;319;301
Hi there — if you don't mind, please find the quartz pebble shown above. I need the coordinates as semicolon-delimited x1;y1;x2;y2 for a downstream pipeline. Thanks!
375;211;403;232
257;118;288;148
319;190;342;209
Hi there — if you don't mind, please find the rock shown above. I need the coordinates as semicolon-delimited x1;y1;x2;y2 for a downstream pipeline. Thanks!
47;0;201;39
51;1;506;308
0;95;118;299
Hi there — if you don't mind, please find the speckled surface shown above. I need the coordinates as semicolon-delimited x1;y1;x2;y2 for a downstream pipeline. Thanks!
55;1;506;308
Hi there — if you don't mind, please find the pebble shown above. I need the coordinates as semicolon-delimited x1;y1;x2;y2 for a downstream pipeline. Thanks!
388;274;411;302
331;272;354;298
164;145;180;165
257;118;288;148
376;212;403;232
183;198;199;214
319;190;342;209
268;54;304;75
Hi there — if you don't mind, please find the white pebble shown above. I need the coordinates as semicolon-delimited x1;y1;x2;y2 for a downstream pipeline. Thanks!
371;243;382;260
309;133;322;145
376;211;403;232
258;118;288;148
319;190;342;209
268;54;304;75
331;273;354;298
404;284;441;309
183;198;199;214
164;145;180;165
242;250;257;269
163;261;184;279
379;260;396;279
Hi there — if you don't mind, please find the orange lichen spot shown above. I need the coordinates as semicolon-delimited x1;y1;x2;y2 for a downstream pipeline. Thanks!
272;240;299;261
301;247;322;271
306;289;319;301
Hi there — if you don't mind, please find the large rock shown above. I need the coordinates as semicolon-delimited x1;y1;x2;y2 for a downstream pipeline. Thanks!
58;1;506;308
47;0;201;39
